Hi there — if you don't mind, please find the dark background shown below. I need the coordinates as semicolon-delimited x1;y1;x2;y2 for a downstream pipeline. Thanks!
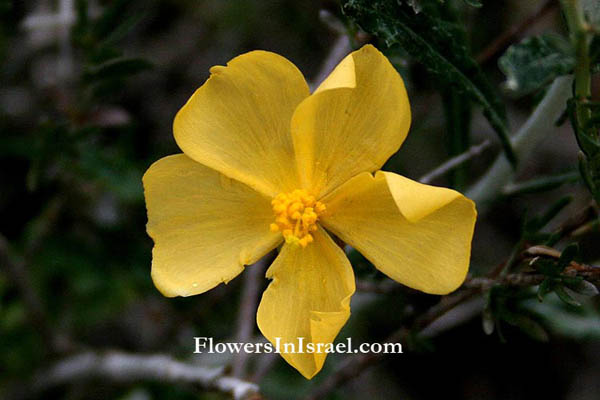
1;1;599;399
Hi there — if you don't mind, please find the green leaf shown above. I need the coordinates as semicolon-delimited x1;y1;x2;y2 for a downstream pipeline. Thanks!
498;34;575;96
538;196;572;230
482;305;495;335
501;312;549;342
523;296;600;340
537;278;554;301
591;36;600;73
342;0;516;166
462;0;482;8
565;279;599;297
554;285;582;307
557;243;578;270
93;0;130;40
442;89;472;190
84;58;152;82
503;171;580;196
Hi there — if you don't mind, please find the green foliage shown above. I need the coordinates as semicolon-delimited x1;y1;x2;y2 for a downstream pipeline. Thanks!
442;89;472;190
461;0;482;7
569;100;600;203
342;0;516;166
503;172;580;197
499;34;575;96
523;296;600;340
483;286;550;342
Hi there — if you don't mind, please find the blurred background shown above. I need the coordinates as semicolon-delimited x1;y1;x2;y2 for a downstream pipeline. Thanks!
1;0;599;399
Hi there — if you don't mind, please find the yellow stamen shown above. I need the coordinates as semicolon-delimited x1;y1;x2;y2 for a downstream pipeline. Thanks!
270;189;326;248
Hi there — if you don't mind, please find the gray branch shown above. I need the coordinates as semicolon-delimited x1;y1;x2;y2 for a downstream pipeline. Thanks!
7;351;261;400
419;139;492;184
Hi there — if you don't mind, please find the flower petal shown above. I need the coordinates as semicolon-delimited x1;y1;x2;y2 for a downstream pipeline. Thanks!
256;227;355;379
291;45;411;197
143;154;281;297
174;51;310;197
321;171;477;295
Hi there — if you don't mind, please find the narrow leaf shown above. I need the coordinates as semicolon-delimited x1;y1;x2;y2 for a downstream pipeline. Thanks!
343;0;516;165
555;285;582;307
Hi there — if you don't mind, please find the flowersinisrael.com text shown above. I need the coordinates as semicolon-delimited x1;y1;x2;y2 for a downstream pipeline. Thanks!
193;337;402;355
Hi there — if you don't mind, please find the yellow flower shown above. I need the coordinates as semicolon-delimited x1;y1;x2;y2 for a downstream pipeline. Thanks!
143;45;477;379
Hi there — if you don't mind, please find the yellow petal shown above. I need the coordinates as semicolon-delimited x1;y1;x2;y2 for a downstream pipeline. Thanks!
256;227;355;379
292;45;411;197
143;154;281;297
174;51;310;197
321;171;477;295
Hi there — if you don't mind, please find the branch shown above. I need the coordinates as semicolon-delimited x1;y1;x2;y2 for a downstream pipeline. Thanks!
418;139;491;184
310;242;600;399
309;10;352;91
232;258;268;378
476;0;557;64
6;351;262;400
466;76;573;212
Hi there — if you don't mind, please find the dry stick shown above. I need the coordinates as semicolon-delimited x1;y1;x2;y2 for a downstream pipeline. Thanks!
476;0;557;65
5;351;262;400
418;139;492;184
232;258;268;378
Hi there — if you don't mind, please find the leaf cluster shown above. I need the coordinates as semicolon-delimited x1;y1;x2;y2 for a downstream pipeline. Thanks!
342;0;516;165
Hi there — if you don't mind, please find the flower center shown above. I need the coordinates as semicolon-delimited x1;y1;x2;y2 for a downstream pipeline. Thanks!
269;189;326;247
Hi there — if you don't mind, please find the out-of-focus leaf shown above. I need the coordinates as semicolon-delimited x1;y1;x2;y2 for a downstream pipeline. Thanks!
503;171;580;196
523;296;600;340
462;0;482;8
582;0;600;26
343;0;516;166
499;34;575;96
538;196;572;230
93;0;130;40
482;304;495;335
565;279;599;297
523;196;572;237
591;36;600;73
557;243;578;270
442;89;472;190
501;311;549;342
537;278;554;301
554;285;582;307
84;58;152;82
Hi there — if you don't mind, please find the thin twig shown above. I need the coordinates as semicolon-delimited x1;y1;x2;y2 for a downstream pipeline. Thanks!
419;140;492;184
232;258;268;378
309;10;352;91
6;351;262;400
476;0;557;64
